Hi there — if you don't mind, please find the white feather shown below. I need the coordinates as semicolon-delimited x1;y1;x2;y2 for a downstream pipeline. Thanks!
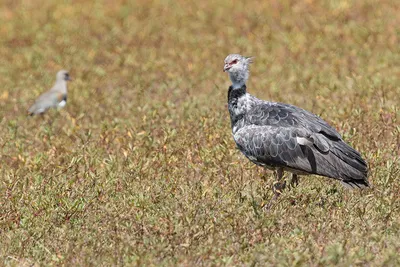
58;100;66;108
296;137;313;146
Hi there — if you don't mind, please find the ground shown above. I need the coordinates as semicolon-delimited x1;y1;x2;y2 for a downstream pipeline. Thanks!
0;0;399;266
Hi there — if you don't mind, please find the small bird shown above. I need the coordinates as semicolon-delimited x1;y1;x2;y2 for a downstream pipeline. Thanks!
223;54;368;199
28;70;71;116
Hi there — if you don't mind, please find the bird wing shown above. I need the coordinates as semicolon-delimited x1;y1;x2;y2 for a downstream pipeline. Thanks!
245;101;342;140
28;90;63;115
234;125;317;172
234;124;368;187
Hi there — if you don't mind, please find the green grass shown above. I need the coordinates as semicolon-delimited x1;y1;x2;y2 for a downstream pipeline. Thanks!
0;0;399;265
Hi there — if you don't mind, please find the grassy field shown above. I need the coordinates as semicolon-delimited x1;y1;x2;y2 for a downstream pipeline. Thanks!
0;0;399;265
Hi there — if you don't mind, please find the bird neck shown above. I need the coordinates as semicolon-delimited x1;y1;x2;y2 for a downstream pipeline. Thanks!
228;84;247;103
52;81;68;93
227;84;247;133
229;70;248;89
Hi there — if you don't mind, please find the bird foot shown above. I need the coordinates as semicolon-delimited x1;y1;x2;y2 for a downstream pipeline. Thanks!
273;180;286;195
289;175;299;189
260;173;268;182
262;181;286;211
263;191;282;211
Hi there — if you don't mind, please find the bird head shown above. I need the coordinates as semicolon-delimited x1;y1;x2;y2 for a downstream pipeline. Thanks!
224;54;253;88
56;70;72;82
223;54;252;72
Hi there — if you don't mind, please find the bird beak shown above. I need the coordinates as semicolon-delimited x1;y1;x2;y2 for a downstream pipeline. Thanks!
67;76;72;81
223;64;231;72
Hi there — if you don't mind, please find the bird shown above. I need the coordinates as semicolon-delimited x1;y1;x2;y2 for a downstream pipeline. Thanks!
28;70;71;116
223;54;368;199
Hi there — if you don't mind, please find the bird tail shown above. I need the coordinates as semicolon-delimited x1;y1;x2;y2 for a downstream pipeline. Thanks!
328;140;369;189
28;105;34;116
340;179;369;189
27;104;37;116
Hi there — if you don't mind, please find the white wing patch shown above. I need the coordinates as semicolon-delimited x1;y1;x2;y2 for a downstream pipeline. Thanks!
296;137;313;146
58;100;67;108
36;108;46;114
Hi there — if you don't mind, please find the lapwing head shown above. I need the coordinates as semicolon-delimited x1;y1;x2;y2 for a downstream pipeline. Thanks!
56;70;71;82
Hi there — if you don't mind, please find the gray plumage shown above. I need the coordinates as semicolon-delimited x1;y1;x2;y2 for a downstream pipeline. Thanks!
224;54;368;189
28;70;71;116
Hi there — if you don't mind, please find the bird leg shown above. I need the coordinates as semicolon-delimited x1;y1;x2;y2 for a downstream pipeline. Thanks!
272;168;286;196
290;174;299;189
263;168;285;211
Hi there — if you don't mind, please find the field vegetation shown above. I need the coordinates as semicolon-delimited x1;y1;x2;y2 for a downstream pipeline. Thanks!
0;0;399;265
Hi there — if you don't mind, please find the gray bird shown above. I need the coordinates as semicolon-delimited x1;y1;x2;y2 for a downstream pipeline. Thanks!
223;54;368;197
28;70;71;116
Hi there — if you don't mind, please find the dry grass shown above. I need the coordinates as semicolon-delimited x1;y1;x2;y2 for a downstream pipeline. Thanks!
0;0;399;265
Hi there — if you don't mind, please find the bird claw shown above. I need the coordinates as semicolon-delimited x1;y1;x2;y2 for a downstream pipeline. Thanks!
263;191;281;211
260;173;268;182
289;175;299;189
272;180;286;195
262;181;286;212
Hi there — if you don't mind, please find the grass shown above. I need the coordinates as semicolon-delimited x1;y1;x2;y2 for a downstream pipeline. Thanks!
0;0;399;265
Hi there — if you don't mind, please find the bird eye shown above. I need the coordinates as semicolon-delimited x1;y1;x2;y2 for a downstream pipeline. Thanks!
231;59;238;65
